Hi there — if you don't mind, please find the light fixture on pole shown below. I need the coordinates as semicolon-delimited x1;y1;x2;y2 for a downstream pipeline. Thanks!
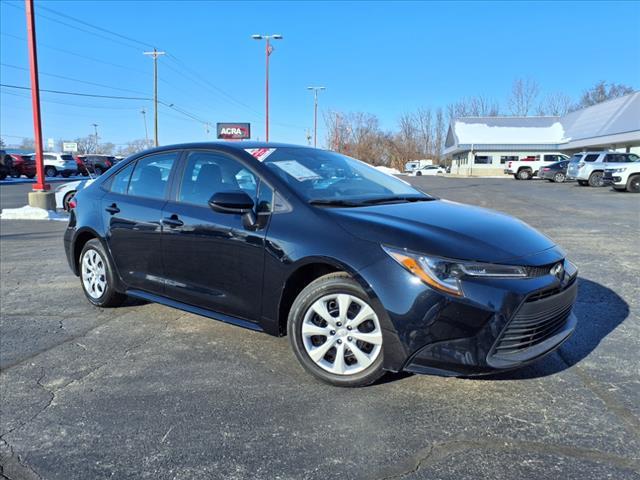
141;108;149;146
91;123;99;153
251;34;283;142
307;86;325;148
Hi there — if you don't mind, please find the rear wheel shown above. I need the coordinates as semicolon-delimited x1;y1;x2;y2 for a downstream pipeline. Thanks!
578;180;588;186
415;171;422;176
517;169;532;180
44;166;57;177
588;171;604;187
553;172;566;183
79;239;126;307
288;273;385;387
627;174;640;193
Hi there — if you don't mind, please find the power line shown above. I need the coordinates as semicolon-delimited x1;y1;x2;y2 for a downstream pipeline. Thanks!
1;63;150;96
0;83;151;100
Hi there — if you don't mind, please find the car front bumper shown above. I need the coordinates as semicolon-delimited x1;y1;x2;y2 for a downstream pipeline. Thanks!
358;250;578;376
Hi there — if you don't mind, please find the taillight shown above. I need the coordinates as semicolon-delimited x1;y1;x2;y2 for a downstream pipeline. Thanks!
542;167;550;171
106;160;112;167
578;162;585;168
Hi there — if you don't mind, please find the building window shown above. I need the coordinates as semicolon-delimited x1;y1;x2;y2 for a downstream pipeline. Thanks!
500;155;519;164
474;155;492;164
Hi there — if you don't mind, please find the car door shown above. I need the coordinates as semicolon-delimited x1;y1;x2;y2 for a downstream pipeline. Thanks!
161;150;272;322
101;151;181;294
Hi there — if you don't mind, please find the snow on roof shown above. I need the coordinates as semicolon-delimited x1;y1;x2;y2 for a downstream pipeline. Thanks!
446;92;640;150
453;117;565;144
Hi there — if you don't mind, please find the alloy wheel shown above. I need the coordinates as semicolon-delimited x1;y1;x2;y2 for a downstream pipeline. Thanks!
82;248;107;299
301;293;382;375
554;172;565;183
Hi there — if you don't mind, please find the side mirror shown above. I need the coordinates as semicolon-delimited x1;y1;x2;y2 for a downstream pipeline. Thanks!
208;191;254;214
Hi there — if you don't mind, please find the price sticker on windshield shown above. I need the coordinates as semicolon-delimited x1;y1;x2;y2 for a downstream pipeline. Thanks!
272;160;322;181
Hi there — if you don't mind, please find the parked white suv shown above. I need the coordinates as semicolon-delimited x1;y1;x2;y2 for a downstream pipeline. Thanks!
43;152;78;178
567;151;639;187
603;162;640;193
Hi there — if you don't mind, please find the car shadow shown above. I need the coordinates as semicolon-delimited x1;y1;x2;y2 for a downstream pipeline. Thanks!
476;277;630;381
380;278;629;385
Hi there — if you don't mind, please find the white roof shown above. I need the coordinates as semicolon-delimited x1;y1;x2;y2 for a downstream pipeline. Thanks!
445;92;640;153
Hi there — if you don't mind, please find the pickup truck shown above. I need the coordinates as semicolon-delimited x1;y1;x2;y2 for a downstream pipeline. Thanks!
504;154;569;180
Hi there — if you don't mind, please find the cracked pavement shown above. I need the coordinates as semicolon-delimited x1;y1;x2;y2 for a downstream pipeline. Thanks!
1;178;639;479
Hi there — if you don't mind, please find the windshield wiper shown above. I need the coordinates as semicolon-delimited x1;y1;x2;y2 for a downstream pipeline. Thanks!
360;195;434;205
308;198;364;207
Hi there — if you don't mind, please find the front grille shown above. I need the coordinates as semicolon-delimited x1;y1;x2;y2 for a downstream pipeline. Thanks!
493;279;577;355
527;263;557;278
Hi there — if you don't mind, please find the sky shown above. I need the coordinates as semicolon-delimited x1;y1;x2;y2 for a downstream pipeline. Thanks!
1;0;639;150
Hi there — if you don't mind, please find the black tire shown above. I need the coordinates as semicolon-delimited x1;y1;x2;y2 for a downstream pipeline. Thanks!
61;172;71;178
415;171;422;176
44;166;57;177
513;175;519;180
553;172;566;183
627;174;640;193
577;180;589;186
0;172;7;180
62;191;76;211
588;171;604;187
517;169;532;180
79;239;126;308
26;174;35;179
81;171;89;177
288;272;386;387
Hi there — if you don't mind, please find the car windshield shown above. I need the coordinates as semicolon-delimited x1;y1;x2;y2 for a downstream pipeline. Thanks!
260;147;429;204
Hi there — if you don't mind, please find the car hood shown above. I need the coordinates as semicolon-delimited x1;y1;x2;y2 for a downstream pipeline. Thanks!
327;199;559;264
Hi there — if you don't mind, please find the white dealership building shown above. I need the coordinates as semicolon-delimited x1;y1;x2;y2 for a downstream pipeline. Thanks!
444;92;640;176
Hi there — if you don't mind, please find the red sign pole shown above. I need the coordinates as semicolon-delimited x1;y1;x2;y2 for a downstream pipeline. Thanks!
25;0;48;191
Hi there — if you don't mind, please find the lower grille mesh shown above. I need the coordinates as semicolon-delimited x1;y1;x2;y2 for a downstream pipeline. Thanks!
494;279;577;355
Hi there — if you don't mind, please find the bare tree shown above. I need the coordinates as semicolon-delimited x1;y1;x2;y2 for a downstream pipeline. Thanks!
508;78;540;116
433;108;446;162
19;138;35;150
447;96;500;119
537;92;573;116
118;139;151;156
575;81;634;109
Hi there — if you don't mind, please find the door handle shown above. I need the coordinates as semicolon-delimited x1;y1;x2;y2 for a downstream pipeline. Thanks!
162;215;184;228
105;203;120;214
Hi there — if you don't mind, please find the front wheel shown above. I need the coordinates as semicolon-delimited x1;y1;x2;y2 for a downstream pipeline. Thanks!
588;171;604;187
26;174;35;179
79;239;126;307
288;273;385;387
627;175;640;193
44;166;57;177
10;170;21;178
61;172;71;178
415;171;422;176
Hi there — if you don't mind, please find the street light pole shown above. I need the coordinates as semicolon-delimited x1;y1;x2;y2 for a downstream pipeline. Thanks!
141;108;149;146
91;123;99;153
24;0;48;192
252;34;283;142
143;48;165;147
307;86;325;148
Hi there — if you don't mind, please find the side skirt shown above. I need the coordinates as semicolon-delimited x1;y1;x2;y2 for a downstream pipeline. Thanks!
126;289;264;333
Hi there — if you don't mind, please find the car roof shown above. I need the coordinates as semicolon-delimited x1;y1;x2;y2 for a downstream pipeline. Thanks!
143;141;314;154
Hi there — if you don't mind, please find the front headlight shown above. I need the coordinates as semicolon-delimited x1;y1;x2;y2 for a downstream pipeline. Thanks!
382;246;528;297
609;167;627;173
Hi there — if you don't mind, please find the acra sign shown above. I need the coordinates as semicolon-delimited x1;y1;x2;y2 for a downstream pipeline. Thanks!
217;123;251;140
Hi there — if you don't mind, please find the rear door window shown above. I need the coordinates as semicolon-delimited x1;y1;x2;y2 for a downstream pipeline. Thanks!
128;152;178;199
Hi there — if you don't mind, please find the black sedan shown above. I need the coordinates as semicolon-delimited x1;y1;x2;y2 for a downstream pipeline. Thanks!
539;160;570;182
64;142;578;387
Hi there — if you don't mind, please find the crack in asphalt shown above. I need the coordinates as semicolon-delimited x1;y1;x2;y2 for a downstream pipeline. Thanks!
374;438;640;479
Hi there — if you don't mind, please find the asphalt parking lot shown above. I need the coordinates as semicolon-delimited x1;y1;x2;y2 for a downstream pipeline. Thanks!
1;176;639;480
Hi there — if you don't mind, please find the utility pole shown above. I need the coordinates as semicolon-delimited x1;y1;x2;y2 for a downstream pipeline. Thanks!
307;86;325;148
24;0;49;197
91;123;99;153
141;108;149;146
252;34;283;142
143;48;165;147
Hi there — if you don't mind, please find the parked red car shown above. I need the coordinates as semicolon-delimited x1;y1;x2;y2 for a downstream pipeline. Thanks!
9;154;36;179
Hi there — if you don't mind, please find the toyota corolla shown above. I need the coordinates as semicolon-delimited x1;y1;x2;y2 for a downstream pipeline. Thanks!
64;143;578;387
